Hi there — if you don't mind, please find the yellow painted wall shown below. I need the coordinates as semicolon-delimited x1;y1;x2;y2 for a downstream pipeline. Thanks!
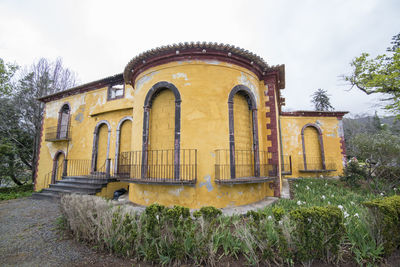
96;182;129;199
119;120;132;153
128;60;276;208
280;116;345;178
96;124;108;170
36;83;134;190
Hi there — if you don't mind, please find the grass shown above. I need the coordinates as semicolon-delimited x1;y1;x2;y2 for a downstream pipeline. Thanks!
0;184;34;201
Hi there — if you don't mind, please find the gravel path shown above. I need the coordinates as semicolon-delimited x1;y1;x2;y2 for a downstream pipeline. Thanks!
0;197;134;267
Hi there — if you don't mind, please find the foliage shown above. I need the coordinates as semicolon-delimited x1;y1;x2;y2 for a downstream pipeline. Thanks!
0;58;18;96
60;179;400;266
340;159;368;187
363;195;400;256
289;206;345;263
343;33;400;117
311;88;334;111
0;58;77;185
0;184;33;201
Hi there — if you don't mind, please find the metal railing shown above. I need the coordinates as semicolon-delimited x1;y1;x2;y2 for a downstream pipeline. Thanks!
281;155;292;175
66;159;116;179
298;156;337;171
215;149;278;181
43;161;64;188
45;126;70;141
116;149;197;183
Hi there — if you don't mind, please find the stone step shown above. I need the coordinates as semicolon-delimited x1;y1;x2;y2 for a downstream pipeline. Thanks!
54;180;107;189
49;183;103;193
31;191;59;200
61;176;116;184
43;187;99;195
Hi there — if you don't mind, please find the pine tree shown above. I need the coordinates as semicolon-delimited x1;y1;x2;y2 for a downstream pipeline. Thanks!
311;88;334;111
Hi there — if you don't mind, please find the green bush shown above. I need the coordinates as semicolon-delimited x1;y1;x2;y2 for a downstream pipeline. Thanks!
340;160;367;187
289;206;345;263
363;195;400;255
0;184;33;200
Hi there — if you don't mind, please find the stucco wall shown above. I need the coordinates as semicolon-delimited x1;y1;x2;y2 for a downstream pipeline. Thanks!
128;60;277;208
280;115;345;178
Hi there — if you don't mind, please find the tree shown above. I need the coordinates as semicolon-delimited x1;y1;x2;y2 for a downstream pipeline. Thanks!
15;58;77;183
311;88;334;111
344;33;400;117
0;58;18;96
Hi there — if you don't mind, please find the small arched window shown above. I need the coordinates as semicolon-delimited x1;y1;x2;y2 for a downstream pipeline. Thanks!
301;124;326;170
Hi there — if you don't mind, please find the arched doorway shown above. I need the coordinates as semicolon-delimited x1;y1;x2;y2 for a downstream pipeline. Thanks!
228;85;259;178
91;120;111;172
115;117;133;175
301;124;325;170
58;104;70;139
142;81;181;179
52;151;65;183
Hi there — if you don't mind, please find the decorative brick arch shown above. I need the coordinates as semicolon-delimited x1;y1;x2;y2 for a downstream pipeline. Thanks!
57;102;71;139
141;81;181;179
228;84;260;178
114;116;133;173
301;123;326;170
52;150;65;184
91;120;112;172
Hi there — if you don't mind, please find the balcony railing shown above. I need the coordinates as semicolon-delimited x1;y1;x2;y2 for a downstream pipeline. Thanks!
66;159;116;179
281;155;292;175
215;149;278;184
45;126;70;141
116;149;197;185
298;156;337;172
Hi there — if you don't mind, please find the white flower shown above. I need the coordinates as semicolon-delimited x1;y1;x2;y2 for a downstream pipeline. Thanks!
344;211;349;218
310;182;312;184
354;213;359;218
380;192;384;196
338;205;343;210
306;186;310;190
325;183;328;186
267;215;272;220
278;220;283;225
295;184;298;187
321;195;326;200
331;194;334;197
297;200;302;205
328;201;331;205
350;201;355;205
156;215;159;220
394;188;397;191
307;218;312;223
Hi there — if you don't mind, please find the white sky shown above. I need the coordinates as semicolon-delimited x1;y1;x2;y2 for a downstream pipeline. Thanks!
1;0;399;117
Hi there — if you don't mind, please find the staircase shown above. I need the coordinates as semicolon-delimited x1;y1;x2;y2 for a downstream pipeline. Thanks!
32;176;116;200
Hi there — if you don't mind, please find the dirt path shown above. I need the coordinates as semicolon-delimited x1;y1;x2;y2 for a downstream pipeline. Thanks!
0;197;134;267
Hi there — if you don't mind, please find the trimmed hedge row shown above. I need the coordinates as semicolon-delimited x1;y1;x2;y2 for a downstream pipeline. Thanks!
363;195;400;255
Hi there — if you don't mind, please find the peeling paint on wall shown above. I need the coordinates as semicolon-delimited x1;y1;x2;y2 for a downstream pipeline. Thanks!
172;72;189;81
136;71;159;92
199;175;213;192
169;187;184;196
202;59;220;65
238;72;259;104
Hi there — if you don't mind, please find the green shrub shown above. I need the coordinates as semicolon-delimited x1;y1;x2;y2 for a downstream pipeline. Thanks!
340;160;367;187
289;206;345;263
0;184;33;200
363;195;400;255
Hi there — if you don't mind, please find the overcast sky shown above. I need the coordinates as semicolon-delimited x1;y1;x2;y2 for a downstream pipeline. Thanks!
1;0;399;117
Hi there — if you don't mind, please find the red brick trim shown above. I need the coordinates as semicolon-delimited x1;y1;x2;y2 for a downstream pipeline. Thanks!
281;111;348;118
34;106;46;191
264;74;280;197
38;74;123;103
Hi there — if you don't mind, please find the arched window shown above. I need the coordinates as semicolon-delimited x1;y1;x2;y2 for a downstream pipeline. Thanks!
141;81;181;179
91;120;111;172
228;85;260;178
57;103;70;139
301;124;326;170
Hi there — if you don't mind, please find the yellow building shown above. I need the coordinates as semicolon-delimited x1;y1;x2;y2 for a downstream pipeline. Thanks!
33;42;347;208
